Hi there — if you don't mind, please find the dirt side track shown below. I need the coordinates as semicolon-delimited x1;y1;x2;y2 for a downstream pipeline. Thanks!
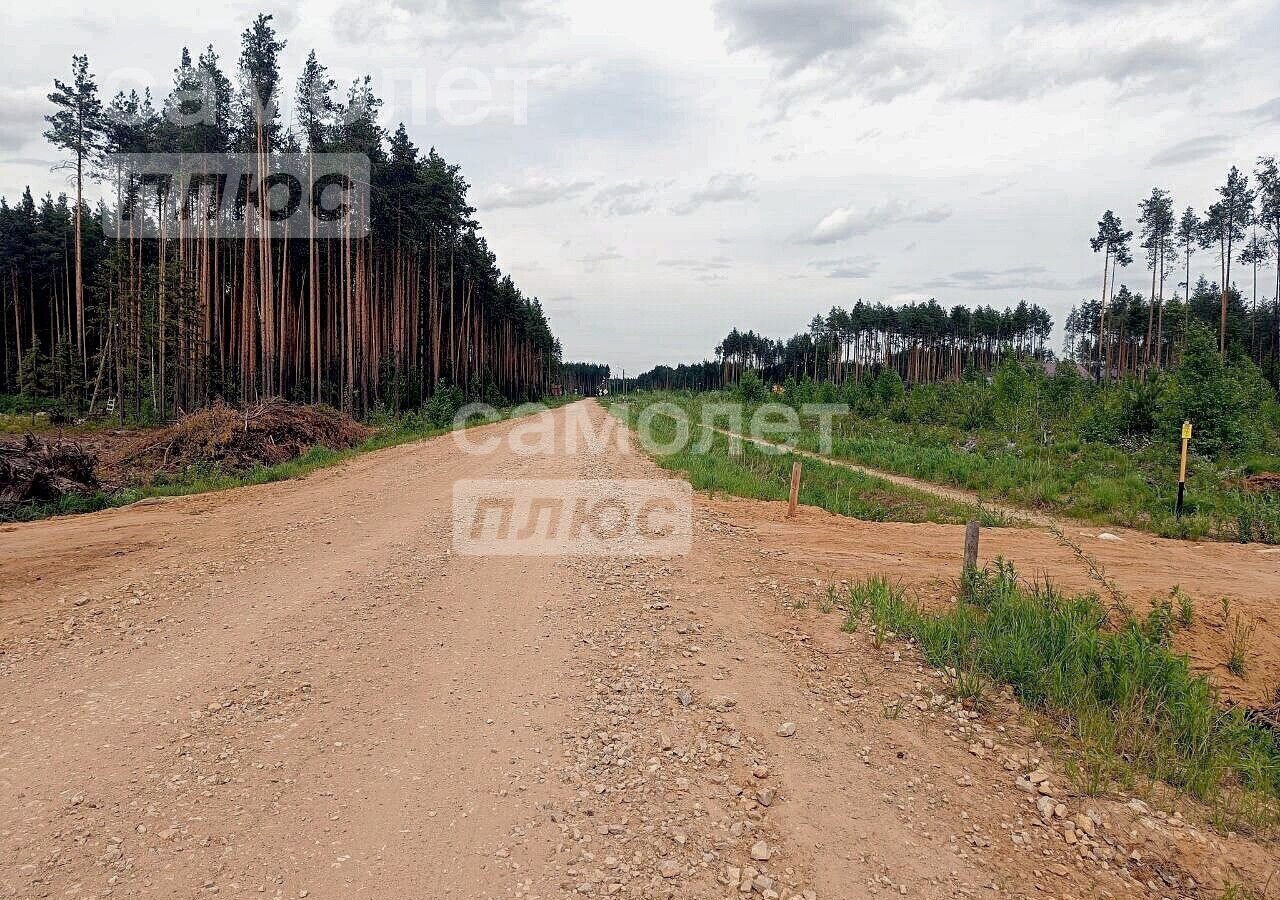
1;400;1275;900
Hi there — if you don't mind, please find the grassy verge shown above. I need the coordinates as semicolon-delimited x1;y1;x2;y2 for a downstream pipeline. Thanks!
4;397;579;523
1;411;53;434
837;564;1280;833
609;400;1009;527
636;391;1280;543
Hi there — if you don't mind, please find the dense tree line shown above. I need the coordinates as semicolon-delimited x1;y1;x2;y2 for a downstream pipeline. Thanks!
615;360;721;393
559;362;609;396
621;299;1052;391
1073;161;1280;384
1;15;561;421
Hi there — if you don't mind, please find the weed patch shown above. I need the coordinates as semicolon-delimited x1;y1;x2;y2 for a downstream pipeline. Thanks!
839;563;1280;832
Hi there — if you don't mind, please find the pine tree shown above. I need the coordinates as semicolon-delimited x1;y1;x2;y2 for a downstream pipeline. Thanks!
6;15;562;418
44;54;104;387
1137;188;1174;372
1207;167;1256;352
1256;156;1280;382
19;335;49;412
1090;211;1132;380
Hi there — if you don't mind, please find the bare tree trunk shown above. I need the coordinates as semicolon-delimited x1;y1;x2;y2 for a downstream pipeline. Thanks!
1097;249;1109;382
75;152;85;382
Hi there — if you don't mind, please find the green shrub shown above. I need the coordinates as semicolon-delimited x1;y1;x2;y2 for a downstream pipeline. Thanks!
734;370;767;402
421;381;466;428
1157;324;1271;458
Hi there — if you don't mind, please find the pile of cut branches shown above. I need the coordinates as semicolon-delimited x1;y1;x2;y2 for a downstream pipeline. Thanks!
118;401;371;475
0;434;99;508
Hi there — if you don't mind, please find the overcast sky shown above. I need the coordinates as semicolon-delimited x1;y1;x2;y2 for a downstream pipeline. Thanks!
3;0;1279;373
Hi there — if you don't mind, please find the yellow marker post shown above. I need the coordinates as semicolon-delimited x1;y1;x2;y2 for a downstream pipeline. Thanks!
1176;420;1192;520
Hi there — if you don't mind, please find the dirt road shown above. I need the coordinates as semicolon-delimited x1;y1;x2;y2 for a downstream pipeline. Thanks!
1;401;1274;900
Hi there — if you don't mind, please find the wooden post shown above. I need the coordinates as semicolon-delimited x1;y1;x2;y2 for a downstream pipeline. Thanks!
787;461;802;518
1176;420;1191;520
963;520;980;573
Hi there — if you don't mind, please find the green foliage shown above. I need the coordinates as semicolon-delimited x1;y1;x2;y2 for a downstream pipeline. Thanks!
609;402;1007;528
1157;323;1271;458
18;336;49;403
1227;616;1255;677
874;369;905;407
640;337;1280;541
733;369;766;402
3;25;563;411
1077;390;1126;444
841;565;1280;825
420;381;466;428
1173;587;1195;628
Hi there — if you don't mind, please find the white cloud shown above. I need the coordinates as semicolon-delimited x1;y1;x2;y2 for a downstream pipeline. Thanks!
804;200;950;245
331;0;560;48
807;256;878;279
481;175;593;209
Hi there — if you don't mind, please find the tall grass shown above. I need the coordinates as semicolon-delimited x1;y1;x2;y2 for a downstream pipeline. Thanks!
646;390;1280;543
841;563;1280;831
611;402;1007;527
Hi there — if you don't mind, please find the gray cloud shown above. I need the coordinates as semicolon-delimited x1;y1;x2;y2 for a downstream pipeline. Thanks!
529;58;690;145
658;256;733;272
656;255;732;284
0;86;49;153
715;0;929;111
482;176;593;209
1246;96;1280;124
1149;134;1232;167
4;0;1272;376
803;200;950;245
672;173;756;215
575;248;623;272
979;179;1017;197
333;0;556;47
1038;0;1159;20
714;0;899;77
807;256;878;279
595;181;658;217
917;266;1076;292
955;36;1212;102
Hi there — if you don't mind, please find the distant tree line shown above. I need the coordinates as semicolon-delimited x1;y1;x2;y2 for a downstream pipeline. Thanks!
1072;162;1280;384
559;362;609;396
620;299;1053;392
1;14;561;421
